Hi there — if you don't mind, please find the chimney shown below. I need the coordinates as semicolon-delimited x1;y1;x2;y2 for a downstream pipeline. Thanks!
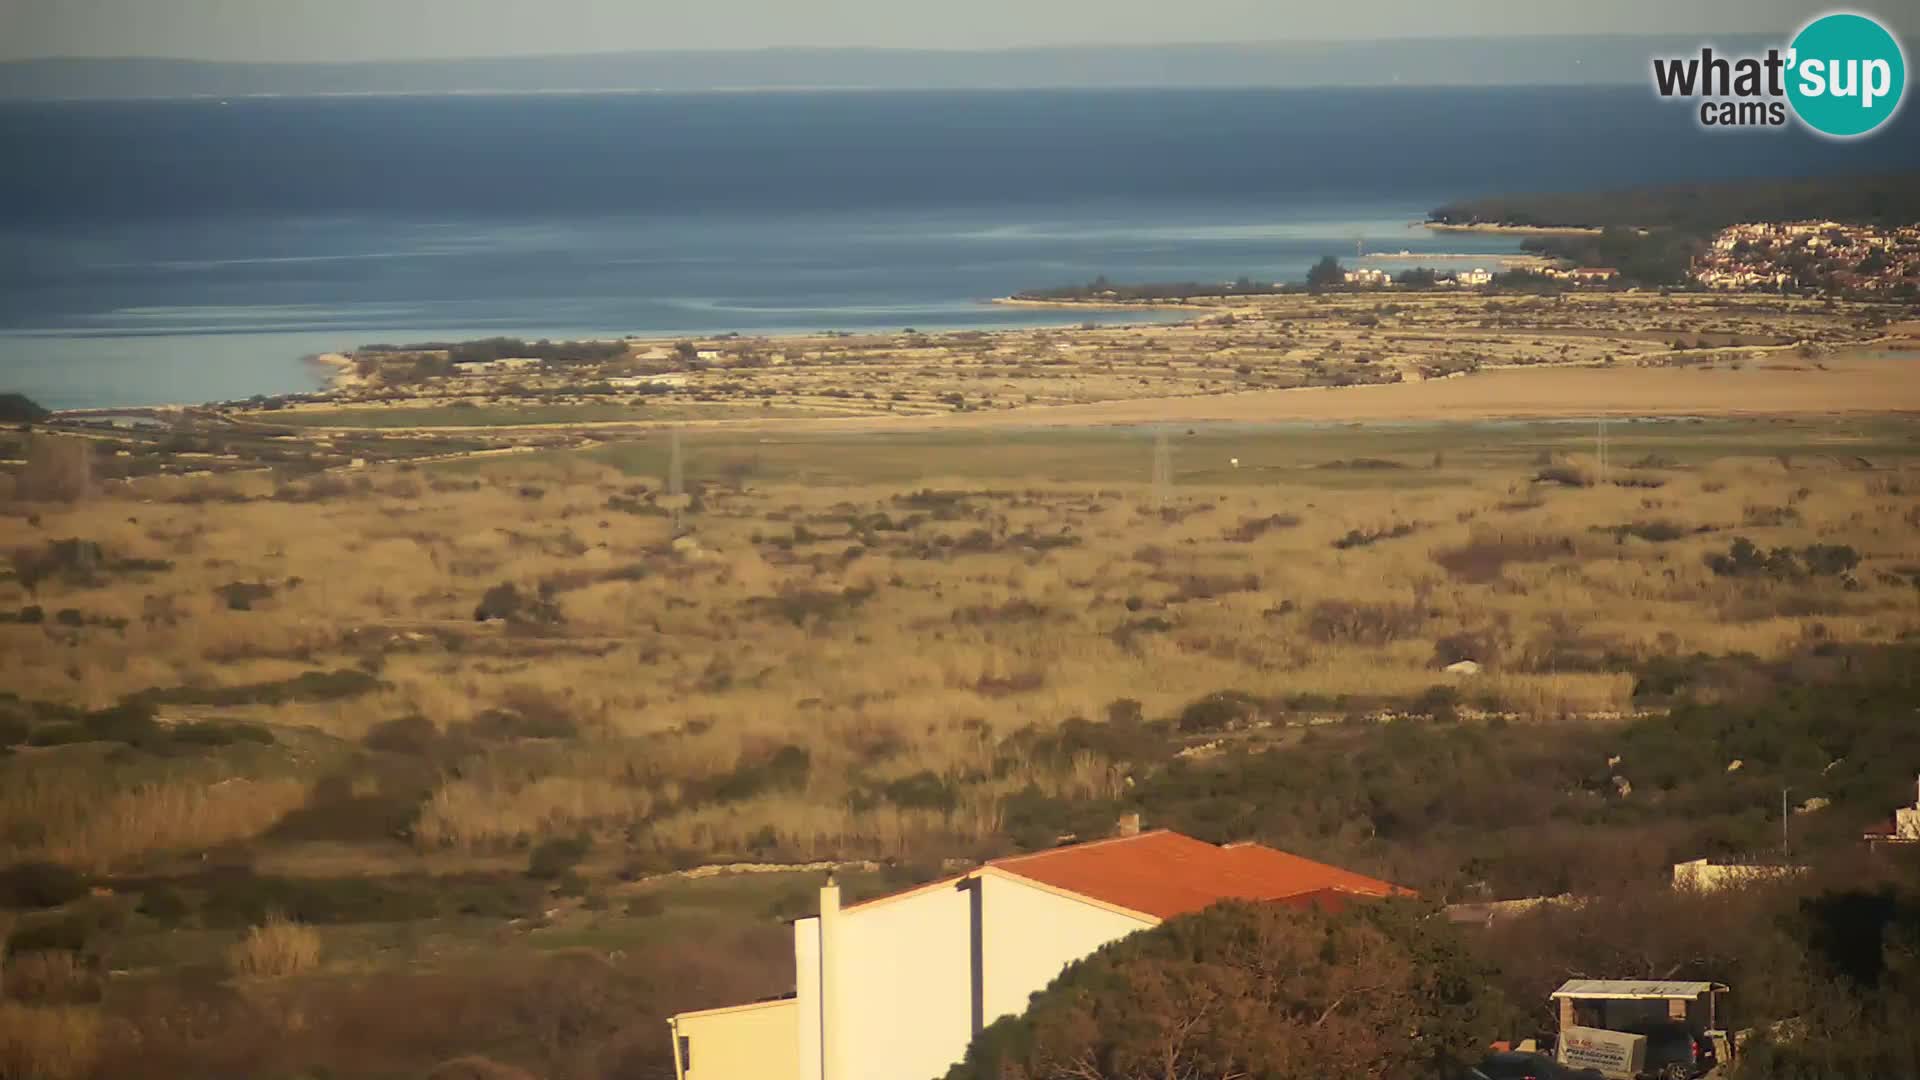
819;876;844;1080
1117;812;1142;838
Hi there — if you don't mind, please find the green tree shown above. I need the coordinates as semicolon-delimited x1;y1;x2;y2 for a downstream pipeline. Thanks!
947;899;1506;1080
1306;256;1345;290
0;393;49;424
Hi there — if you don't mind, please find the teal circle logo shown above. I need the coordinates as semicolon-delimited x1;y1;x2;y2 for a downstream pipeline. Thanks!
1786;12;1906;137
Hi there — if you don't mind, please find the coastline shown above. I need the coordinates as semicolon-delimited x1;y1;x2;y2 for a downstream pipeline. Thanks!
1357;252;1550;268
1422;221;1605;236
991;296;1212;312
303;351;365;392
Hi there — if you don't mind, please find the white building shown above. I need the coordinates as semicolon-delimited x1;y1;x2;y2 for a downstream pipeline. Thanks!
1671;856;1807;892
667;829;1406;1080
1344;267;1392;286
1865;775;1920;845
455;357;542;375
1455;268;1494;286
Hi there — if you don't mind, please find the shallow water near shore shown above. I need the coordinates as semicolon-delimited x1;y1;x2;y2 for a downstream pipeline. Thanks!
3;86;1917;409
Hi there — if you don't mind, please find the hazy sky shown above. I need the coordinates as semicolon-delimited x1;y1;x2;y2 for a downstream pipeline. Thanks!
4;0;1913;62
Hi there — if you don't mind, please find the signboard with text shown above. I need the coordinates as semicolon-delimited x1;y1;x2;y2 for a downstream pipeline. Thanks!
1558;1025;1647;1080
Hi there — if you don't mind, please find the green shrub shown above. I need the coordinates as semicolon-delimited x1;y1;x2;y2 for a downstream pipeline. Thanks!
527;837;591;880
709;745;811;802
1177;690;1265;733
24;723;89;748
128;668;380;708
212;581;275;611
0;864;87;911
135;886;190;924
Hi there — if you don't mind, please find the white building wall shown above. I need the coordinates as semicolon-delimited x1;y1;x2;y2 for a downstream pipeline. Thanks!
835;882;976;1080
978;874;1152;1025
673;1000;800;1080
794;916;822;1080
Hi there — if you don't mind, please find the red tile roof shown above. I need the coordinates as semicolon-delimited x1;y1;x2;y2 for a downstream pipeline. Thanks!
984;830;1408;921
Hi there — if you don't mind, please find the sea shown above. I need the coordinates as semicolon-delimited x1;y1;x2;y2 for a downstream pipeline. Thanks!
3;86;1917;410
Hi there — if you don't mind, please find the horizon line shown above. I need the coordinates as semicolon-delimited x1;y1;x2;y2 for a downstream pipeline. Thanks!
3;32;1782;67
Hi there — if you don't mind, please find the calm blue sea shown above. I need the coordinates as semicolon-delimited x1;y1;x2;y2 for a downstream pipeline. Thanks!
2;87;1916;409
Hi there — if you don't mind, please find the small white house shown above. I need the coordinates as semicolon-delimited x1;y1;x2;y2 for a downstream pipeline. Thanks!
1865;775;1920;845
668;830;1405;1080
1671;856;1807;892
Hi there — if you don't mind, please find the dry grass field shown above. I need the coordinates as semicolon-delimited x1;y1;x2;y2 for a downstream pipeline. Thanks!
2;291;1919;1079
6;415;1919;875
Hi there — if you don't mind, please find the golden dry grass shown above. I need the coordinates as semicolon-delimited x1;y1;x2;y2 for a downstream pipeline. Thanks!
0;1003;103;1080
0;951;98;1007
415;775;658;851
228;914;323;979
4;409;1919;865
0;771;310;873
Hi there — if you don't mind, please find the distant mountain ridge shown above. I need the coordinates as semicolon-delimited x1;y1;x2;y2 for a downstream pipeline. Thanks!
0;36;1775;100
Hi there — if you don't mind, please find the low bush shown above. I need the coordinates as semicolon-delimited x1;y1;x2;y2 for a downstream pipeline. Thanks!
1177;690;1267;733
1592;520;1694;543
1223;513;1302;542
743;586;873;627
1534;464;1591;487
472;582;562;626
1170;572;1261;601
707;745;811;803
1332;522;1419;550
128;668;381;708
1;950;101;1005
212;581;276;611
1433;535;1572;583
228;914;322;978
135;886;190;923
1306;600;1426;646
0;863;87;910
527;836;591;880
1706;537;1859;581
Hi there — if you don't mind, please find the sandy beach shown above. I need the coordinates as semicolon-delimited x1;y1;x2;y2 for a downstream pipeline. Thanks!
1422;222;1605;236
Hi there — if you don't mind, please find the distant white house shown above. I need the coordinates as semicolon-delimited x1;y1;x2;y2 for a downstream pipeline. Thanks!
1344;267;1392;286
1864;775;1920;845
1455;267;1494;287
1672;856;1807;892
667;830;1407;1080
457;357;542;375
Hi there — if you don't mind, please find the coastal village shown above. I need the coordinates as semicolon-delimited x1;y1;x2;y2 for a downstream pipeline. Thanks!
1694;221;1920;293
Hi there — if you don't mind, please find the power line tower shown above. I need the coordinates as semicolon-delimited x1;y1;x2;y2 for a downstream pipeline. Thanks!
1151;428;1173;509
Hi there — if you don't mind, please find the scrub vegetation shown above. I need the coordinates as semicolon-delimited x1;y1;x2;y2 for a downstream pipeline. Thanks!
4;342;1920;1075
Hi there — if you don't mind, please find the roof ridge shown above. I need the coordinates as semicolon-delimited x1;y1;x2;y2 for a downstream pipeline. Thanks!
986;828;1181;867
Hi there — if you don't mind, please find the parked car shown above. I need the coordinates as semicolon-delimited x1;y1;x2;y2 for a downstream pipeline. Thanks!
1470;1051;1606;1080
1619;1020;1715;1080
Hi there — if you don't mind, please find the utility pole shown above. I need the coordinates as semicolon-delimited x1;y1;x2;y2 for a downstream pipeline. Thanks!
1782;787;1791;857
1151;428;1172;510
1595;418;1609;486
667;427;687;536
